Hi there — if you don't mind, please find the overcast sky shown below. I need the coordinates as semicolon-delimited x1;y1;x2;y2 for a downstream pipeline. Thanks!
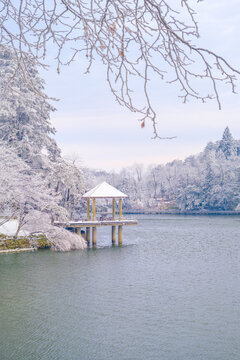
40;0;240;171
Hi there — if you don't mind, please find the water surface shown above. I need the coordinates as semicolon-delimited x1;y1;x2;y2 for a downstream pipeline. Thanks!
0;215;240;360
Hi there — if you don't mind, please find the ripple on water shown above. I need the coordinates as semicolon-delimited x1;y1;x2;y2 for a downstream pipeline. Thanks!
0;215;240;360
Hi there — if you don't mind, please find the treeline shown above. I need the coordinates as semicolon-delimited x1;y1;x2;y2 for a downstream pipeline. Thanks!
85;127;240;212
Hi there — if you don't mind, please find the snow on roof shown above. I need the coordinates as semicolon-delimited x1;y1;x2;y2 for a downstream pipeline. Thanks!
82;181;128;198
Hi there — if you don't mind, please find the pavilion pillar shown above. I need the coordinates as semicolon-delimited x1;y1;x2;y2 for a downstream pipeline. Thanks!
77;227;81;236
112;198;116;220
112;226;116;245
92;198;96;220
112;198;117;245
87;198;90;220
92;227;97;247
118;225;123;246
119;198;123;220
86;227;90;246
81;229;86;240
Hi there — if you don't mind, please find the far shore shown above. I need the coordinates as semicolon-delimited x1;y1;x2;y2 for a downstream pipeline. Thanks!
124;210;240;216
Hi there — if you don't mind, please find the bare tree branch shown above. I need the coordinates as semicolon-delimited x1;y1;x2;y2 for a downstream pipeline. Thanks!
0;0;239;137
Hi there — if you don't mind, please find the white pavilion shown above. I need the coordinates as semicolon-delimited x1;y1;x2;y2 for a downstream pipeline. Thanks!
55;182;137;247
82;181;129;246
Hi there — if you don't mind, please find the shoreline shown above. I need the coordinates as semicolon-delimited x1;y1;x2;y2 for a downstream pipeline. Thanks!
124;210;240;216
0;248;35;254
0;234;51;252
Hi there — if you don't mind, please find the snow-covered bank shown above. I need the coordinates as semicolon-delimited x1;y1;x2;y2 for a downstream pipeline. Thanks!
0;218;29;236
0;213;87;252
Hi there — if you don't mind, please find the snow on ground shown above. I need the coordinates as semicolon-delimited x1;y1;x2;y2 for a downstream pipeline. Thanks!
0;218;29;236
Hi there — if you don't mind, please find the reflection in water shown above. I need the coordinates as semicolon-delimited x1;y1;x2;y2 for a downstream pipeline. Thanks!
0;215;240;360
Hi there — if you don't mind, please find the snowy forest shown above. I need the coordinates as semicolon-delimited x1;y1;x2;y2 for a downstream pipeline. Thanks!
87;127;240;213
1;44;240;250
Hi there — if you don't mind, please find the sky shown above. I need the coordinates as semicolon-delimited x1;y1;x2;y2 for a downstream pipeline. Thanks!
40;0;240;171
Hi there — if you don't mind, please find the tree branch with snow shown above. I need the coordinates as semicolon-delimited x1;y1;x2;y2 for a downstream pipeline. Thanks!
0;1;239;137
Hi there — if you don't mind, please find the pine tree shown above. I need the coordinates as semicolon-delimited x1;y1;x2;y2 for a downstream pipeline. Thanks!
218;127;236;159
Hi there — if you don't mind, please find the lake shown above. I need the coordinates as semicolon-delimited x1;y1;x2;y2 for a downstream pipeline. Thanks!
0;215;240;360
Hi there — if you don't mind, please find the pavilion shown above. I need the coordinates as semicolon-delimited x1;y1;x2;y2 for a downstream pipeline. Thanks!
83;181;127;219
82;181;128;246
55;182;137;247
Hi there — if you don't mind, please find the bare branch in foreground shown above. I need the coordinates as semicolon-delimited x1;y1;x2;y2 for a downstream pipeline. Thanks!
0;0;239;137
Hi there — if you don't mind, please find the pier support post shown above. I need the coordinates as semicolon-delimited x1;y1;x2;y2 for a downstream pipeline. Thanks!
119;198;123;220
118;225;123;246
86;227;90;246
112;226;116;245
92;227;97;247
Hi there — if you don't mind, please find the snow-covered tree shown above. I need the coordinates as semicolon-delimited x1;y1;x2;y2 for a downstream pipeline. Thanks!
48;159;85;219
0;45;85;218
23;211;86;251
0;146;67;237
0;45;60;164
218;127;237;159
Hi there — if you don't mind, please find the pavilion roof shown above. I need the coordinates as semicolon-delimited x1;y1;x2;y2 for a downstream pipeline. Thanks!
82;181;128;199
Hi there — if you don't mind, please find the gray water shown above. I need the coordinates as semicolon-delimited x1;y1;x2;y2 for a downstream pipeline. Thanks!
0;215;240;360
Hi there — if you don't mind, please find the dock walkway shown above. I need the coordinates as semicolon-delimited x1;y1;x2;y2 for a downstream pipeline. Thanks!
55;219;138;227
54;218;138;247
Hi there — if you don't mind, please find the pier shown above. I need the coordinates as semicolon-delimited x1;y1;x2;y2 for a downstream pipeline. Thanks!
55;182;138;247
